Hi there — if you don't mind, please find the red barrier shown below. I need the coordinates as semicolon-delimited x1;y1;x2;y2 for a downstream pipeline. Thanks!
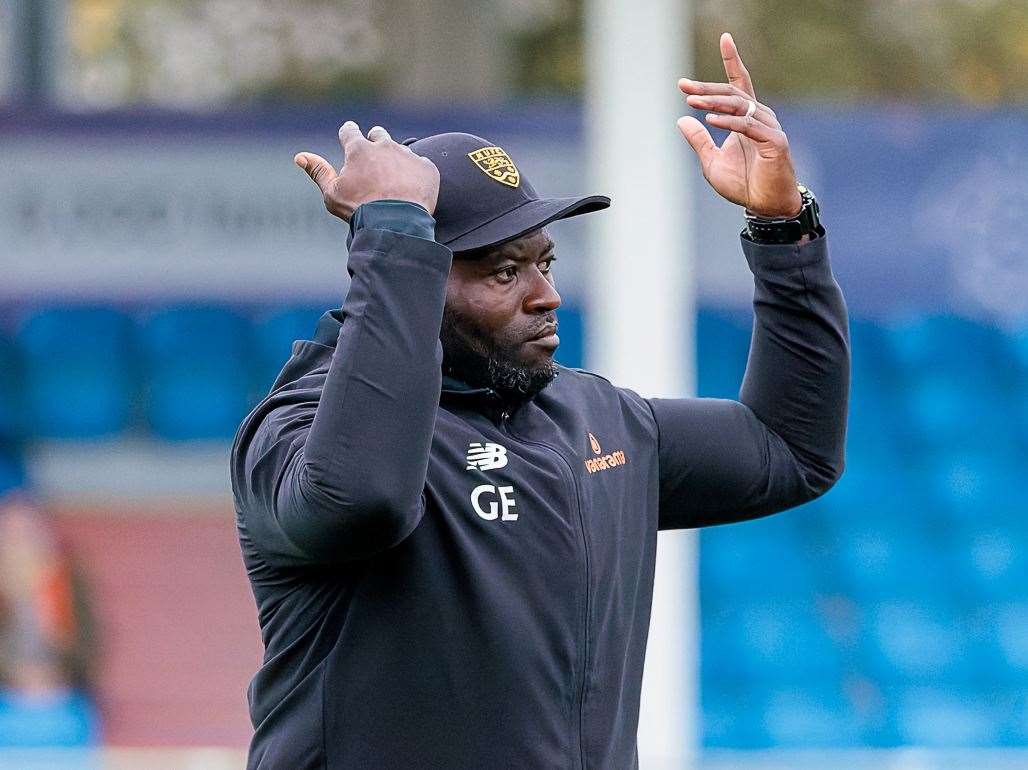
53;505;260;747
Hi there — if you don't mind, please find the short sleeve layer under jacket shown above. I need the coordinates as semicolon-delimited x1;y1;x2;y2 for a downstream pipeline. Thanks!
231;211;849;770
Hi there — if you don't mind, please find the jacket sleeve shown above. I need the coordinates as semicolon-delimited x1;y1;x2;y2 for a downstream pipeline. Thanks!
232;206;452;567
647;231;849;530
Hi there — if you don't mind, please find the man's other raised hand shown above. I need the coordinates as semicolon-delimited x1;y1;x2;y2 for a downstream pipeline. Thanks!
677;33;802;218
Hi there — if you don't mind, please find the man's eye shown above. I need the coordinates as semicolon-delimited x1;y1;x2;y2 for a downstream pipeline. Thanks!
540;256;557;274
496;266;518;282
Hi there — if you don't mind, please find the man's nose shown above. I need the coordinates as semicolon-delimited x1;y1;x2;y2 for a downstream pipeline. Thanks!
525;273;561;314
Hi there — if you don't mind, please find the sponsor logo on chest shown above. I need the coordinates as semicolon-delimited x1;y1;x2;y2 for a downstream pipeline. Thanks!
583;431;628;474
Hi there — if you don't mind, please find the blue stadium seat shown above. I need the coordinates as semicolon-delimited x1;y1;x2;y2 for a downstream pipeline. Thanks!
993;603;1028;686
757;684;861;747
837;523;950;601
696;309;750;398
0;448;25;500
0;689;100;748
947;523;1028;603
16;306;134;439
700;516;813;602
0;333;21;441
817;465;922;525
891;686;1001;746
705;600;842;684
862;602;977;685
1018;386;1028;447
1002;691;1028;746
900;372;1015;453
1006;322;1028;373
882;315;1003;375
883;316;1014;453
139;305;251;441
846;362;903;471
1017;388;1028;453
702;686;770;749
700;606;741;686
555;303;584;369
926;453;1024;523
849;317;900;404
252;304;329;392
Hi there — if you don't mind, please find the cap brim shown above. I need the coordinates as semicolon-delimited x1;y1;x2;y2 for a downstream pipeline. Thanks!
446;195;610;254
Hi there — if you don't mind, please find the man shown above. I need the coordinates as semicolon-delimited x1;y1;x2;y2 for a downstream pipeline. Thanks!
231;34;848;769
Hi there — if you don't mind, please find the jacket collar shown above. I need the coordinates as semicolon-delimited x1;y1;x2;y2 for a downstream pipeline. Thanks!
439;372;522;417
441;373;491;397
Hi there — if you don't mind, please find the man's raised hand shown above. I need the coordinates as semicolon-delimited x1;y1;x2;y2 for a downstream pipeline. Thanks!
677;33;802;218
294;121;440;222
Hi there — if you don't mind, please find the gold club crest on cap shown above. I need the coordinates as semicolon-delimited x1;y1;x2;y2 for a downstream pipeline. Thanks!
467;146;520;188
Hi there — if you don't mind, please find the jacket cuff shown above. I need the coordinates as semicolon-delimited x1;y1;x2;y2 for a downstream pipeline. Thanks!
740;226;828;273
347;200;436;249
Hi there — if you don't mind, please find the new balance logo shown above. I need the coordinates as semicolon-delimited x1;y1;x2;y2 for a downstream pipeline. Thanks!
466;442;508;471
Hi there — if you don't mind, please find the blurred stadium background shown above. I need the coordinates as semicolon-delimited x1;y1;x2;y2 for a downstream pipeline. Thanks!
1;1;1026;768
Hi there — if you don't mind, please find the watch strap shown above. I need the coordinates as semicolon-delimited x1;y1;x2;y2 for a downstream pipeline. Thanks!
744;184;821;244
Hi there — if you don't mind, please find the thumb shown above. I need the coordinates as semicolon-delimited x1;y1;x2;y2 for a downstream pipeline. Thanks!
676;116;717;173
294;152;336;193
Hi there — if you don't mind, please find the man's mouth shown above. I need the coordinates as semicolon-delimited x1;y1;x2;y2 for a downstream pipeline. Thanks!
528;323;558;341
526;323;559;348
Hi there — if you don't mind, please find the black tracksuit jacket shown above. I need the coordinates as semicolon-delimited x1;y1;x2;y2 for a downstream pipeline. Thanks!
230;206;849;769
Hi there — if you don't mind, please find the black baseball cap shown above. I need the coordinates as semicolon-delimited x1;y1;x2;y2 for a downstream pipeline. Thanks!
403;133;610;254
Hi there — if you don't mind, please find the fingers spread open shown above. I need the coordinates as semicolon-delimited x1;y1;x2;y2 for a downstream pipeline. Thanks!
719;32;755;98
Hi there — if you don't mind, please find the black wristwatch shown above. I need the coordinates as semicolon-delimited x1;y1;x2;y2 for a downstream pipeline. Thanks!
744;184;822;244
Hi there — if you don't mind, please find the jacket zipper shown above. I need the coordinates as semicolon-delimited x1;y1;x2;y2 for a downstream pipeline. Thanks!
498;408;591;770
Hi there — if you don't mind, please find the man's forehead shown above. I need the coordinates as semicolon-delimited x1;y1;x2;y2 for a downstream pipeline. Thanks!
476;229;555;263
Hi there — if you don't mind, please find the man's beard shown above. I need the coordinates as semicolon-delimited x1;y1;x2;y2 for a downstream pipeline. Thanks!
440;305;559;402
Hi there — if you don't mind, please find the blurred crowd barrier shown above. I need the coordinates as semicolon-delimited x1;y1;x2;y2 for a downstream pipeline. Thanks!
0;104;1025;760
1;106;1024;317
